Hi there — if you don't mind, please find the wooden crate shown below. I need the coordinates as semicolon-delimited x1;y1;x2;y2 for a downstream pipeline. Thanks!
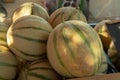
67;73;120;80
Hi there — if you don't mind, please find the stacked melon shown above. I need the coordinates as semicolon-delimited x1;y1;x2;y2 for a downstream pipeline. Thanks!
0;22;17;80
5;2;64;80
0;1;110;80
18;59;63;80
47;20;108;78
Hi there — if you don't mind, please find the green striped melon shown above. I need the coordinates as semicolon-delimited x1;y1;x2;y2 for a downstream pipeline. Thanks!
18;59;63;80
12;2;49;22
7;15;52;61
0;22;9;46
48;7;87;28
47;20;104;78
0;46;17;80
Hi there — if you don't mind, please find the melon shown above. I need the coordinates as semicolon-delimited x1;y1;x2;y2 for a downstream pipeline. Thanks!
47;20;104;78
0;46;17;80
7;15;52;61
48;6;87;28
18;59;63;80
12;2;49;22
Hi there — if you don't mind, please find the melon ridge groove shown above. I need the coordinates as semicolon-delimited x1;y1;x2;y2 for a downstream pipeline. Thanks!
29;67;52;71
13;16;48;27
69;23;97;75
0;62;17;67
12;26;51;33
12;45;46;57
62;26;76;59
53;29;74;77
28;72;51;80
11;33;47;43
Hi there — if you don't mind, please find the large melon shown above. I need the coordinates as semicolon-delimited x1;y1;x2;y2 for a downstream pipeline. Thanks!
18;59;63;80
47;20;105;78
0;46;17;80
12;2;49;22
7;15;52;61
48;7;87;28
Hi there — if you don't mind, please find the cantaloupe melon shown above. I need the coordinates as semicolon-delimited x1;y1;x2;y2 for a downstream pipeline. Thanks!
18;59;63;80
47;20;105;78
7;15;52;61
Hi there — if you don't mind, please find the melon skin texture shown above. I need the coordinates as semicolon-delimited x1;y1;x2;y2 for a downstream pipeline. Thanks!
12;2;49;22
0;46;17;80
0;22;9;46
48;7;87;28
96;51;108;74
47;20;105;78
7;15;52;61
18;60;63;80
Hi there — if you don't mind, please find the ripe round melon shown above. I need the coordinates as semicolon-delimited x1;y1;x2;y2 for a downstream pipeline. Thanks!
48;6;87;28
47;20;105;78
7;15;52;61
12;2;49;22
0;22;9;46
18;60;63;80
0;46;17;80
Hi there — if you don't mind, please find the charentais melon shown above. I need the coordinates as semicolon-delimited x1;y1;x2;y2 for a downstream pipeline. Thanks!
47;20;107;78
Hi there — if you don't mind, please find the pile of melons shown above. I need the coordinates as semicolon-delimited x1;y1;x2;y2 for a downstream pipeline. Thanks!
0;1;117;80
